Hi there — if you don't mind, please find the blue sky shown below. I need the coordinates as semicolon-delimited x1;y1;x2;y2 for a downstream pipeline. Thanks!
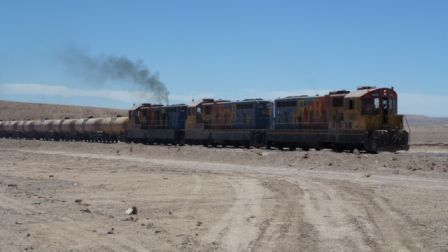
0;0;447;116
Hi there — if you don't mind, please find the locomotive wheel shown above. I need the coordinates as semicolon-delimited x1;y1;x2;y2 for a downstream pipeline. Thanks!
333;147;344;153
367;142;378;154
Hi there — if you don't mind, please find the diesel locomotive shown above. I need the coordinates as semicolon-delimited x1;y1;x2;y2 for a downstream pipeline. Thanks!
0;86;409;153
267;86;408;152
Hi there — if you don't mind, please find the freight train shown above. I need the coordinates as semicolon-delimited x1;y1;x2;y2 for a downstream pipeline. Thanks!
0;86;409;153
0;117;128;143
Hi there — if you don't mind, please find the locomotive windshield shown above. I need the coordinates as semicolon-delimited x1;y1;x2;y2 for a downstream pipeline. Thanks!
362;96;397;115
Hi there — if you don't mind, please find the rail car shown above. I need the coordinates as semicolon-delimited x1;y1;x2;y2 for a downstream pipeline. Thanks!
0;86;410;153
60;119;77;140
184;98;272;147
266;87;409;153
126;103;187;144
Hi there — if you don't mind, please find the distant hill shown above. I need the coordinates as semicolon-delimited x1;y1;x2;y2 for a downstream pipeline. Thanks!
405;115;448;126
0;100;128;121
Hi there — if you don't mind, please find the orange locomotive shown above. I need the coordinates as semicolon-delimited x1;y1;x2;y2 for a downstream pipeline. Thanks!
268;86;409;153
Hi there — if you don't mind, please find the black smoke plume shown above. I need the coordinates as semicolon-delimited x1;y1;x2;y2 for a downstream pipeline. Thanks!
60;46;169;104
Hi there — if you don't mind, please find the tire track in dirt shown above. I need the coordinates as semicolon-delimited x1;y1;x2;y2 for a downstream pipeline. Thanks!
298;178;424;252
201;176;265;251
179;174;203;213
170;174;204;250
300;180;372;251
335;181;424;251
251;179;318;251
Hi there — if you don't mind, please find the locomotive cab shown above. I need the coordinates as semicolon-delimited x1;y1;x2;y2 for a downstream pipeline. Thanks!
344;86;409;152
350;87;402;131
185;99;214;129
127;103;187;144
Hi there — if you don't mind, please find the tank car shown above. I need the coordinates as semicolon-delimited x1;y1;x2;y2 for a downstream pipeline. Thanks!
33;120;47;140
2;121;11;138
23;120;37;139
51;119;64;140
60;119;77;140
2;121;9;137
39;120;60;140
84;117;103;142
5;121;20;138
0;121;8;138
74;118;88;140
100;117;129;143
15;120;25;138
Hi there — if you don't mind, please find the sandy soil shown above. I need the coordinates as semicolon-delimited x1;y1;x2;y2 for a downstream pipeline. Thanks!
1;139;448;251
410;125;448;145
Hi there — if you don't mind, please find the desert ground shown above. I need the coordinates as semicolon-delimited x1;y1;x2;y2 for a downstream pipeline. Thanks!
1;101;448;251
0;134;448;251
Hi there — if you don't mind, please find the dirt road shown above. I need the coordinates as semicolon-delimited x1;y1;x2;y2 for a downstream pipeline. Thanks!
0;139;447;251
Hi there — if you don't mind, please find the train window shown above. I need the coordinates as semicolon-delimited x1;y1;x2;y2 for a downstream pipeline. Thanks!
374;98;380;109
277;100;297;107
203;106;211;115
257;103;268;109
382;99;388;109
134;110;140;124
237;103;253;109
197;107;202;113
348;99;354;110
332;97;343;107
389;99;397;113
362;99;373;115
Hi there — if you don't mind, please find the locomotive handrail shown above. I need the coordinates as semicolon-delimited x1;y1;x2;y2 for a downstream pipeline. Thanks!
273;122;329;127
404;115;411;142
